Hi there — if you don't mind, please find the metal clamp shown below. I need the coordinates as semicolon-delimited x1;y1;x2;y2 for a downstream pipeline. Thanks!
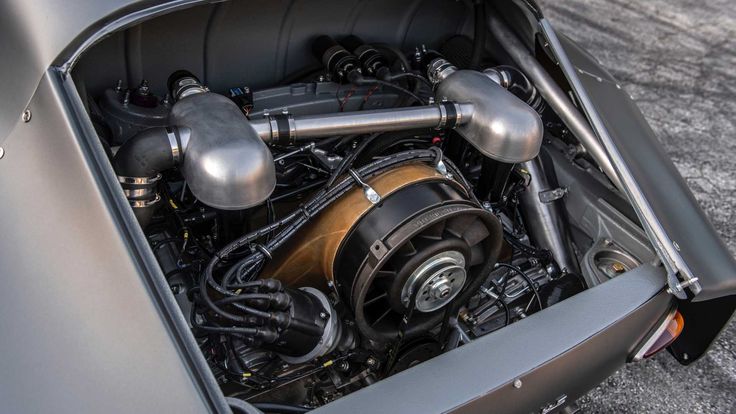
538;187;567;203
117;174;162;185
129;194;161;208
349;169;381;204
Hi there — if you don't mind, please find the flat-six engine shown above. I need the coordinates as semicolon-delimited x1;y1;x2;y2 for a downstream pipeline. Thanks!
102;34;587;408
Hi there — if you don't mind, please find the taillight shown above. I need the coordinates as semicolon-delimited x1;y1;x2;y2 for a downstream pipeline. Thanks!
633;310;685;361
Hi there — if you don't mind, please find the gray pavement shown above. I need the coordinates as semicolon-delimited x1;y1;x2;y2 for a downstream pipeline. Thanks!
536;0;736;412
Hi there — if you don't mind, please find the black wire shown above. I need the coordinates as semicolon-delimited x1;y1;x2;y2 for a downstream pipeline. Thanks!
360;79;425;105
386;72;433;89
199;149;450;323
495;262;544;312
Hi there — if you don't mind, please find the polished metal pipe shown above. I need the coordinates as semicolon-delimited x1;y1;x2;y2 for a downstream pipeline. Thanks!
488;15;624;191
519;157;579;274
251;103;474;144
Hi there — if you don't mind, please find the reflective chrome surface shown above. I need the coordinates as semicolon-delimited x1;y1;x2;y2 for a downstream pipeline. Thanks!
170;92;276;210
250;104;473;143
436;70;544;163
401;250;467;313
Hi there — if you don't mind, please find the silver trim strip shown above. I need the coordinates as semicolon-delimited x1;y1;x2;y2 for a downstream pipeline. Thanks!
538;19;700;297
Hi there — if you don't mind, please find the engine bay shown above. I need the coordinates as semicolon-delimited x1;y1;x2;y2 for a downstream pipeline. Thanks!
72;1;657;410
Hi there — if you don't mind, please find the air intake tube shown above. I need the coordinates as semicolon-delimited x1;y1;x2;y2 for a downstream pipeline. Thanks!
114;71;276;226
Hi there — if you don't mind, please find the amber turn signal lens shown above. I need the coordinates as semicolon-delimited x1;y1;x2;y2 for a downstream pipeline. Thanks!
637;310;685;360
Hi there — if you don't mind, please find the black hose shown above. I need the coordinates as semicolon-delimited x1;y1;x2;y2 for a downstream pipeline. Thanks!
251;402;310;414
469;0;487;70
385;72;433;89
113;127;176;177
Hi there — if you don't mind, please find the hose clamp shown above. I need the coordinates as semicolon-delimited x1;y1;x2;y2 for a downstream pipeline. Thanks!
166;128;181;164
437;102;459;130
129;194;161;208
269;116;280;142
123;187;157;198
436;103;448;130
117;174;162;185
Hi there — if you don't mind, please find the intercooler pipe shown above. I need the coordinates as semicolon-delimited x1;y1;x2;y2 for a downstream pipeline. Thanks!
249;102;474;144
115;68;545;222
488;14;624;192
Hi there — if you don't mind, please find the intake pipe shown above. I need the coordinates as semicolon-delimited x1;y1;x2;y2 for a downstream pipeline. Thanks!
252;61;543;163
114;71;276;225
116;67;543;224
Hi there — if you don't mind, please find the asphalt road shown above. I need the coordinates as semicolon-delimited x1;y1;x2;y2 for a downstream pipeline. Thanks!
536;0;736;412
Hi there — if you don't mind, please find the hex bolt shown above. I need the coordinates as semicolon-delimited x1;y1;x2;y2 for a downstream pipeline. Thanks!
513;379;523;389
22;109;32;123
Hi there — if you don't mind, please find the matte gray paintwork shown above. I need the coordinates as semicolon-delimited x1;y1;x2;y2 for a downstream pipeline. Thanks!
315;264;672;414
0;0;123;143
0;69;224;413
557;35;736;301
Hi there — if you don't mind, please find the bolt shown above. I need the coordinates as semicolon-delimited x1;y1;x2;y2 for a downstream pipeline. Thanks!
366;357;378;368
123;90;131;106
319;311;328;320
22;109;32;123
115;80;123;92
513;379;523;389
482;201;492;210
138;79;150;95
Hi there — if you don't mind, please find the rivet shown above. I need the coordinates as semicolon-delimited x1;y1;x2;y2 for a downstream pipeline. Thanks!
513;379;523;389
22;109;32;123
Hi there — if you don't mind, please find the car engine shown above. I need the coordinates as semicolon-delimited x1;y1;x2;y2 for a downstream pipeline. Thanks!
86;25;632;409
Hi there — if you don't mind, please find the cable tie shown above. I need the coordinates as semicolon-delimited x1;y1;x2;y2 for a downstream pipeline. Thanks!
298;204;311;219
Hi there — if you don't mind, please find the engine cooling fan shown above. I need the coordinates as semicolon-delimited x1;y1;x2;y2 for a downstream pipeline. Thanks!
334;179;502;343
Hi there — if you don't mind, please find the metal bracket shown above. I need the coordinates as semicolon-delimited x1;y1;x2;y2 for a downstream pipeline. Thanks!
538;187;567;203
435;159;453;180
310;147;344;171
349;169;381;204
